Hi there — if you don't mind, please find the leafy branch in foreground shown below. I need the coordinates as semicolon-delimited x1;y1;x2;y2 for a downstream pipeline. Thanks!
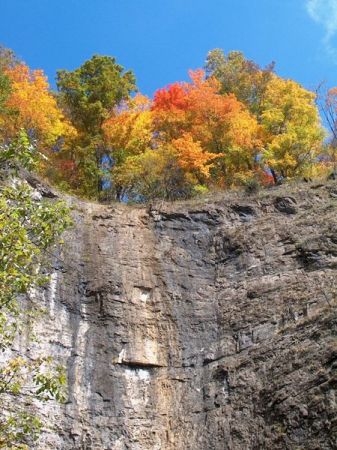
0;130;71;449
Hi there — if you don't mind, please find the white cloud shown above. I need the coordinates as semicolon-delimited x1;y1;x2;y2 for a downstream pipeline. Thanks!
306;0;337;58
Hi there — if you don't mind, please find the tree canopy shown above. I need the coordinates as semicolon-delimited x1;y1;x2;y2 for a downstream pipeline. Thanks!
0;45;328;201
56;55;137;135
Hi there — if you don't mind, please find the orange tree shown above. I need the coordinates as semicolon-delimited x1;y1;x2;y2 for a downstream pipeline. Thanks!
2;64;72;147
152;69;261;187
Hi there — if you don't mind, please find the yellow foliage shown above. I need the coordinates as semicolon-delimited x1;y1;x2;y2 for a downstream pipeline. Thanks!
3;64;75;146
172;133;218;177
261;75;324;176
102;94;153;159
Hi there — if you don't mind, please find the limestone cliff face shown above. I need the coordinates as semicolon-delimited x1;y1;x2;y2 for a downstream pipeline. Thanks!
11;182;337;449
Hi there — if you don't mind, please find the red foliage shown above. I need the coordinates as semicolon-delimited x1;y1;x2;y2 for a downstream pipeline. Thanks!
259;169;274;186
152;82;189;111
58;159;76;172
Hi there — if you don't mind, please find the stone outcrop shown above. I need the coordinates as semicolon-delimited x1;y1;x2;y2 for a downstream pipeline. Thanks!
9;182;337;449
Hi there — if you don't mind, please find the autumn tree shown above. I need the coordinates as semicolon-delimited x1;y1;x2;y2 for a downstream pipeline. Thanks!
171;132;217;180
114;141;210;201
0;46;76;196
152;69;261;186
205;49;325;182
109;69;263;199
261;75;324;179
151;81;189;142
205;49;274;116
101;94;154;199
2;64;73;146
103;94;153;161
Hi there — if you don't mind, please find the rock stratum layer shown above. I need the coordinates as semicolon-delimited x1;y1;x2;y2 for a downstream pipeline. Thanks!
11;182;337;449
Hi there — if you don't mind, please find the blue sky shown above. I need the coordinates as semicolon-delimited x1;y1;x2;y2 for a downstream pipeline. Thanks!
1;0;337;96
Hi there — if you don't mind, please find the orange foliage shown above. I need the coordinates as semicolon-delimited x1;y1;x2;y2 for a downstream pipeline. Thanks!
187;71;259;151
3;64;74;145
108;69;263;192
152;69;260;159
172;133;218;178
152;82;189;111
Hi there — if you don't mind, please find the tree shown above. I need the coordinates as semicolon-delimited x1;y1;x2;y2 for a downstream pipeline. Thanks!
57;55;136;136
114;144;194;201
102;94;154;199
171;132;217;180
205;49;274;117
2;64;74;147
261;75;324;179
186;70;260;154
103;94;153;161
0;131;71;448
55;55;137;198
316;84;337;175
206;49;325;182
113;69;263;200
152;69;261;186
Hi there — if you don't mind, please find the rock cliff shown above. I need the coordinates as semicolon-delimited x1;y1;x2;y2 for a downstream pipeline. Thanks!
9;182;337;449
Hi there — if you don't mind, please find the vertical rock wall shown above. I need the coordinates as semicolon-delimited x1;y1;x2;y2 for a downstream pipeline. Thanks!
9;183;337;449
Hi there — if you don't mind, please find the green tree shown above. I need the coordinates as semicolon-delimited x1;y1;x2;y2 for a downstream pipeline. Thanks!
56;55;137;198
0;71;11;116
57;55;136;136
205;49;274;117
0;45;19;125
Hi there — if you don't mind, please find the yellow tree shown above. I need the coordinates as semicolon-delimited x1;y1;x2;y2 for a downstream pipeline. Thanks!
112;145;179;200
102;94;153;163
114;140;213;201
100;94;155;199
261;75;324;179
3;64;73;146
